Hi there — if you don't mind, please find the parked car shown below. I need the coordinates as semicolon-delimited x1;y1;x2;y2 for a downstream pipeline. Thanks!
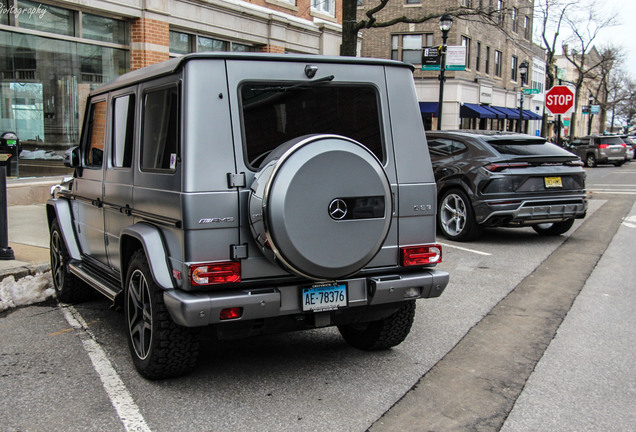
426;130;587;241
47;53;449;379
619;135;635;161
566;135;626;167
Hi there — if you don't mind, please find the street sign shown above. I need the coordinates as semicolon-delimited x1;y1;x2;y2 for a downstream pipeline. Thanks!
545;85;575;115
590;105;600;114
523;88;540;95
420;46;466;71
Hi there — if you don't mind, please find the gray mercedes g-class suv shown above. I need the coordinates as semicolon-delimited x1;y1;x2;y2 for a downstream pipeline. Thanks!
47;53;449;379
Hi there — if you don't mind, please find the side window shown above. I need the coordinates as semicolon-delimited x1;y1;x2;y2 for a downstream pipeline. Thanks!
449;140;467;155
141;86;179;172
427;138;455;157
112;94;135;168
85;100;107;168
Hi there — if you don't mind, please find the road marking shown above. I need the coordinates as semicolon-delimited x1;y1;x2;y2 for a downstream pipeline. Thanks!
59;305;151;432
438;242;492;256
588;190;636;195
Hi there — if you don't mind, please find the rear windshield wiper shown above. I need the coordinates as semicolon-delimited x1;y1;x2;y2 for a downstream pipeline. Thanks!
253;75;335;93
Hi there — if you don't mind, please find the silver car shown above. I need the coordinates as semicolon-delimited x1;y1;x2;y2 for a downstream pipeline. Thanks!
47;53;449;379
567;135;627;167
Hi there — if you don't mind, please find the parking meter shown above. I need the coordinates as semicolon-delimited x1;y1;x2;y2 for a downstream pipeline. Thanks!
0;131;17;260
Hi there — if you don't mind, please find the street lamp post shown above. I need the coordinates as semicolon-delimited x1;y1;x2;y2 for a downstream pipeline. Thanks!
588;94;594;135
437;14;453;131
517;60;529;133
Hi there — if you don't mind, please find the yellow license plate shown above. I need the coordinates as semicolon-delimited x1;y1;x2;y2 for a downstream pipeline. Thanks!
544;176;562;188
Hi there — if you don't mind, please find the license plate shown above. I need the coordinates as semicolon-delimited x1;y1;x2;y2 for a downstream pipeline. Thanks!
302;283;347;312
544;176;562;188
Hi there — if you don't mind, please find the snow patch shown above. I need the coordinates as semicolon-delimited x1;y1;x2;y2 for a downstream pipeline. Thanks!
0;271;55;312
19;149;64;160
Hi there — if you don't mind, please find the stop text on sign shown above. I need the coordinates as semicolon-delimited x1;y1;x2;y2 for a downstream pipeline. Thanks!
546;94;573;106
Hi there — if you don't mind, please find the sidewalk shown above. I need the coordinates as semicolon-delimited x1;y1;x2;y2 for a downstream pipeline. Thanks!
0;176;64;280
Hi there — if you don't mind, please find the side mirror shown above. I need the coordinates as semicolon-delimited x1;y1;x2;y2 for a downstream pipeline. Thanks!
64;147;80;168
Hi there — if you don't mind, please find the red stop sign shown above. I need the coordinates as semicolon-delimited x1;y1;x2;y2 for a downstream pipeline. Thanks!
545;85;575;115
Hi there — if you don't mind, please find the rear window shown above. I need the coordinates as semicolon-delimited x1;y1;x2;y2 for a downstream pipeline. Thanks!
597;137;624;145
486;138;570;156
240;83;384;168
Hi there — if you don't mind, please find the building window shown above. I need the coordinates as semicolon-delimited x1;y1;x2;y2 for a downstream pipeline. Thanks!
311;0;335;16
391;34;422;65
405;0;421;4
511;55;518;81
512;7;518;32
461;36;471;69
0;4;129;162
170;30;252;56
462;0;471;6
495;50;502;77
524;16;531;40
16;0;74;37
141;86;179;172
497;0;504;25
485;46;490;74
476;42;481;71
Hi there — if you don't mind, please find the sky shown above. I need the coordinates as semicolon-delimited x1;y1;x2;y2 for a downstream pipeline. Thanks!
570;0;636;77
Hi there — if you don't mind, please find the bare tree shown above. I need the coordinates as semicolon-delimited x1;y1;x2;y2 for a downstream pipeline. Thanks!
535;0;576;137
591;45;624;133
561;6;617;139
616;79;636;133
341;0;530;56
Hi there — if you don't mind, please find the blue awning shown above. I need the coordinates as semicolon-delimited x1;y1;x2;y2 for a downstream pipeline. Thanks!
480;105;506;119
419;102;439;117
492;106;529;120
524;109;543;120
460;103;497;119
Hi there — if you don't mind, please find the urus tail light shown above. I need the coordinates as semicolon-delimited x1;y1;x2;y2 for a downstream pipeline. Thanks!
484;162;530;172
190;262;241;286
401;245;442;266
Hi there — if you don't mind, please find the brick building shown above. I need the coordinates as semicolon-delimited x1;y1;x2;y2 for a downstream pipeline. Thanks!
0;0;343;176
358;0;545;133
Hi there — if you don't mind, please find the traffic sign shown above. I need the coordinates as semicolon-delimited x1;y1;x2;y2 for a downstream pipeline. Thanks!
523;88;540;95
545;85;575;115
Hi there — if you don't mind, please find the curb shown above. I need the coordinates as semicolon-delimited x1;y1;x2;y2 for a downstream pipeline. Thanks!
0;262;51;282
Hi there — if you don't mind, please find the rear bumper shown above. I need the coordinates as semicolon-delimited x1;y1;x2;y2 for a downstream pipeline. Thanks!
164;269;449;327
478;194;588;226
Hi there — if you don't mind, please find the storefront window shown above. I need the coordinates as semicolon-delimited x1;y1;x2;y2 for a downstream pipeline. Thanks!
169;31;193;55
0;30;128;156
198;36;227;52
17;1;75;37
82;13;127;45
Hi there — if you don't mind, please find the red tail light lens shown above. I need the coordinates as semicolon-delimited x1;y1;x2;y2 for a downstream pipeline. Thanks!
220;307;243;320
484;162;530;172
598;144;610;149
190;262;241;286
401;245;442;266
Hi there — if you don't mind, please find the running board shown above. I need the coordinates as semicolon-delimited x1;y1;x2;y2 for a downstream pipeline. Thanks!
69;261;122;303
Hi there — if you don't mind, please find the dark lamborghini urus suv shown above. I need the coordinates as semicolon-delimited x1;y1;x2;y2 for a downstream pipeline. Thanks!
426;130;587;242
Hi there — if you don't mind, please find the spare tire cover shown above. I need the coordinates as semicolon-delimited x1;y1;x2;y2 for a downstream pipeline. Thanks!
248;134;392;280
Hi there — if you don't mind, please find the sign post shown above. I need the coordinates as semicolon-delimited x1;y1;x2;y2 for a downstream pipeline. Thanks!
545;85;575;145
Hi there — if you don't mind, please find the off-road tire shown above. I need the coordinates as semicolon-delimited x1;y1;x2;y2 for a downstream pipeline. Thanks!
532;218;575;236
338;301;416;351
438;188;483;242
50;218;90;303
125;250;200;379
585;153;597;167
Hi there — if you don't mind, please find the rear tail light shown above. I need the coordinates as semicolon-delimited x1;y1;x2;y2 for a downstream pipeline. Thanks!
565;160;584;167
401;245;442;266
220;307;243;320
621;143;627;148
190;261;241;286
598;144;610;149
484;162;530;172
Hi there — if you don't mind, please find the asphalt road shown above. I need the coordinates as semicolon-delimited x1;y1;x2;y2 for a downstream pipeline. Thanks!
1;162;634;432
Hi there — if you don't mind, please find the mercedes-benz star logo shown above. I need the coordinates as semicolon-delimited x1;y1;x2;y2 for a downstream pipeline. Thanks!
328;199;348;220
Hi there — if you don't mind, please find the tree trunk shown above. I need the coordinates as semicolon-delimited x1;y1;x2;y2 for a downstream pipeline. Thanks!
340;0;358;56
